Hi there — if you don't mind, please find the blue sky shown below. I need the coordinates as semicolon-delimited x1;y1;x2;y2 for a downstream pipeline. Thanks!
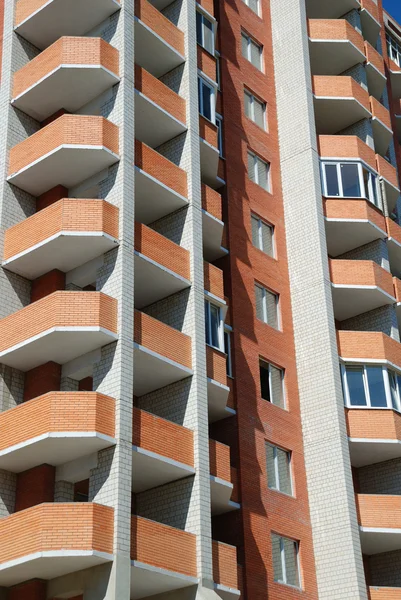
383;0;401;24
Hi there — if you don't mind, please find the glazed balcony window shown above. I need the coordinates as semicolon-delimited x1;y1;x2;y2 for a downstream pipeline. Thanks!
248;151;270;190
321;161;381;209
241;31;263;71
216;114;223;156
198;75;216;123
341;363;401;412
244;89;266;130
266;443;293;496
255;283;280;329
205;299;224;351
243;0;260;17
387;31;401;67
224;328;232;377
251;214;274;257
271;534;301;589
260;359;286;408
196;10;215;55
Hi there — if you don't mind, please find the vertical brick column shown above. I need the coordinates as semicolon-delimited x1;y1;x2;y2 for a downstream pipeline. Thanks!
15;465;55;512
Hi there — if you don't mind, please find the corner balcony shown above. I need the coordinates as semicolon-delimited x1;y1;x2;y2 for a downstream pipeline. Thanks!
134;65;186;148
337;330;401;370
8;115;119;197
389;60;401;99
132;408;194;492
376;154;400;213
319;134;377;171
200;116;220;189
205;261;225;303
0;503;113;586
356;494;401;555
308;20;365;76
135;141;188;224
324;198;387;257
346;408;401;467
0;392;115;473
3;199;119;280
202;184;226;261
131;516;197;599
370;96;393;156
12;38;120;122
14;0;121;50
360;0;381;48
329;259;395;321
210;440;240;516
313;76;371;134
305;0;359;18
134;310;192;395
369;588;401;599
134;222;190;308
365;42;387;101
0;292;117;371
388;219;401;279
134;0;185;78
213;541;241;600
207;345;233;422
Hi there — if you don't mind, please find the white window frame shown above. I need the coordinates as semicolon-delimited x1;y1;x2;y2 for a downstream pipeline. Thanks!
205;299;224;351
272;535;301;589
260;360;286;408
224;327;233;378
267;443;293;496
387;32;401;67
244;89;266;129
241;31;263;71
196;9;215;55
255;283;280;329
341;363;401;412
216;113;223;157
251;214;275;257
320;160;381;209
242;0;260;16
215;51;221;90
198;75;216;124
248;151;270;190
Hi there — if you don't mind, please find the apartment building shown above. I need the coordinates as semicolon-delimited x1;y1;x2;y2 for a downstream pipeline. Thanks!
0;0;400;598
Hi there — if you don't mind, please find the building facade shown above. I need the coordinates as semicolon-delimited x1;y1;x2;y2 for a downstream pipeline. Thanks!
0;0;400;599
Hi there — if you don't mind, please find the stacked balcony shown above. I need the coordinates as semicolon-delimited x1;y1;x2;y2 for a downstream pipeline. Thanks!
209;440;240;515
199;115;220;189
356;494;401;555
202;184;226;261
308;20;365;76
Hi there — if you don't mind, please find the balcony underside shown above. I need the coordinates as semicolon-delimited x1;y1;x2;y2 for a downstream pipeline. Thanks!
325;218;387;257
0;433;115;473
372;117;393;157
360;528;401;555
208;378;233;423
134;19;185;79
14;0;121;49
8;146;119;197
132;446;194;492
130;561;197;600
135;167;188;224
210;476;240;516
366;62;387;101
3;232;118;280
395;114;401;143
215;584;241;600
0;551;112;587
12;66;119;122
202;210;226;262
388;238;401;279
305;0;359;18
349;438;401;467
309;40;365;76
390;70;401;100
133;344;193;396
360;9;381;48
314;97;370;134
135;91;187;148
331;285;395;321
200;138;220;189
0;328;118;372
134;252;191;309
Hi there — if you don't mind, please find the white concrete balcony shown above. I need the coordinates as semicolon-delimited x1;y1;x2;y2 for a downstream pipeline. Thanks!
134;0;185;78
12;37;120;122
3;199;119;280
370;96;393;157
308;20;365;76
0;392;115;473
305;0;359;19
134;310;192;396
365;41;387;101
346;408;401;467
210;441;240;516
0;292;118;372
357;494;401;555
206;345;235;423
8;115;119;197
14;0;121;49
199;116;220;189
360;0;381;48
202;184;227;262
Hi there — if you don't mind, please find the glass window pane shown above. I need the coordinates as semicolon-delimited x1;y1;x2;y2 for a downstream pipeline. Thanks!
244;91;252;119
366;367;387;407
196;12;203;45
254;98;265;128
251;215;260;248
283;538;299;588
224;331;232;377
341;163;361;197
260;361;270;401
248;152;256;182
277;447;292;495
346;366;367;406
266;444;277;490
324;164;339;196
257;157;268;189
241;33;248;59
203;17;214;53
210;303;220;348
271;365;284;408
250;40;262;70
265;289;278;329
201;81;212;121
204;301;210;345
389;371;399;410
255;285;264;321
249;0;259;14
272;535;283;583
261;222;273;256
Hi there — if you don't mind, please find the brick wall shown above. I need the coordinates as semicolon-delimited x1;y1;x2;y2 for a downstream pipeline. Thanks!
318;135;377;170
134;222;190;280
212;540;238;589
134;65;186;124
135;140;187;198
134;0;184;56
7;579;47;600
15;464;55;512
308;19;365;54
206;345;227;386
204;261;224;298
24;361;61;402
31;269;66;302
209;439;231;482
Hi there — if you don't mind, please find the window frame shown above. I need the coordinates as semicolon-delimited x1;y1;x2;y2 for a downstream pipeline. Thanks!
224;327;233;378
198;75;216;124
251;213;275;257
242;0;261;16
205;299;224;352
216;113;224;157
320;160;381;209
272;534;301;589
266;443;293;497
244;89;266;130
387;31;401;67
241;31;263;71
248;150;270;190
196;9;215;55
260;359;286;409
341;363;401;412
255;283;280;330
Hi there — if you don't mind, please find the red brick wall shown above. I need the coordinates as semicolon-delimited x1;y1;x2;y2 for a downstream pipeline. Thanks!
15;464;55;512
7;579;47;600
31;269;66;303
36;185;67;212
24;361;62;402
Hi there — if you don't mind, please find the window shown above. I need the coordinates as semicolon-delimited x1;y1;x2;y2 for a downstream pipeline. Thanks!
244;90;266;129
205;300;224;350
196;11;214;55
224;328;232;377
198;76;215;123
260;360;285;408
266;444;292;495
216;114;223;156
241;32;263;71
321;161;381;209
272;535;301;588
248;151;270;190
216;53;221;89
251;214;274;257
341;364;401;411
255;284;279;329
387;32;401;67
243;0;260;16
